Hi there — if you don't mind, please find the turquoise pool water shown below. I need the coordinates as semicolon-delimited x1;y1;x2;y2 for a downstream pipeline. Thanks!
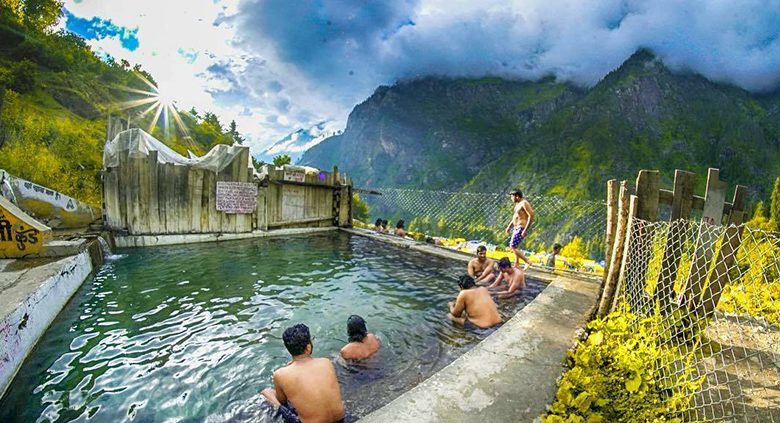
0;232;543;422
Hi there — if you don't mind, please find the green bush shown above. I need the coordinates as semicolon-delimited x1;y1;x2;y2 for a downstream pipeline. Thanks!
10;59;37;93
543;308;703;423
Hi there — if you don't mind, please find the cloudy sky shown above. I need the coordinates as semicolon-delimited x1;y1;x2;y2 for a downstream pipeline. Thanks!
62;0;780;153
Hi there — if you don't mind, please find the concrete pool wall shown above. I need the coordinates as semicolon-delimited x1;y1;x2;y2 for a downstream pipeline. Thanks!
0;251;97;399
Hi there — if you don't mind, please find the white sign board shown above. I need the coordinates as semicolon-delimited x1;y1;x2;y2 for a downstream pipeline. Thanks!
216;182;257;214
283;168;305;182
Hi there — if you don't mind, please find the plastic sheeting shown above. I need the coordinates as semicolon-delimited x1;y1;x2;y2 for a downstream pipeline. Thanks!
103;128;255;174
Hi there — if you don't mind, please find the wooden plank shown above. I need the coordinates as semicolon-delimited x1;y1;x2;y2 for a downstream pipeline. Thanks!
147;151;160;234
164;163;178;234
257;186;267;231
181;165;192;233
156;159;167;234
127;156;143;234
682;168;728;309
138;153;151;233
701;185;748;316
598;181;630;318
654;170;696;314
200;169;209;232
207;171;220;233
635;169;660;221
607;191;637;315
118;152;129;231
189;168;203;233
103;167;121;229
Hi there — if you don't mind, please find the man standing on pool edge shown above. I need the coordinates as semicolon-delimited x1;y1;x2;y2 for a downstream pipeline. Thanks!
261;323;345;423
505;189;533;270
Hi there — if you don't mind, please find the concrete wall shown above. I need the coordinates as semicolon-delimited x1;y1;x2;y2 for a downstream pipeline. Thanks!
0;170;99;230
0;252;94;398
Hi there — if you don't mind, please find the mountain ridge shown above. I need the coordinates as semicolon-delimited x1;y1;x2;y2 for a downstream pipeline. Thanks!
301;49;780;201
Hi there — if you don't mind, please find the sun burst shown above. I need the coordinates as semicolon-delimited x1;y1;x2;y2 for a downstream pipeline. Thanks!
112;72;192;140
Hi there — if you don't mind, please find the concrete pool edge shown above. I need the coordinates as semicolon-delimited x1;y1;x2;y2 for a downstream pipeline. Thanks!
114;227;338;248
344;228;600;422
0;252;96;400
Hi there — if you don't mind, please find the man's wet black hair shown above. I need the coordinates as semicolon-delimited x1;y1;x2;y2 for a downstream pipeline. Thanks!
347;315;368;343
396;219;405;229
375;218;382;226
381;219;388;225
510;189;524;198
498;257;512;269
553;243;562;251
458;274;476;289
282;323;311;356
476;245;487;253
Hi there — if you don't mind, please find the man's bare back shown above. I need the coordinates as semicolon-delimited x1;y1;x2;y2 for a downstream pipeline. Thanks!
449;276;502;329
262;324;344;423
340;333;380;360
272;358;344;423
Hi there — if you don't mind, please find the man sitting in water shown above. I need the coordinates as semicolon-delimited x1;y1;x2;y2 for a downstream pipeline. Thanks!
448;274;502;330
489;257;526;298
340;315;381;360
394;219;407;237
468;245;498;285
373;218;383;232
261;324;345;423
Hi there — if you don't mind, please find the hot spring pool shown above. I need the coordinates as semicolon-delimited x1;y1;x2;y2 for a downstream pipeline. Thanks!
0;232;544;422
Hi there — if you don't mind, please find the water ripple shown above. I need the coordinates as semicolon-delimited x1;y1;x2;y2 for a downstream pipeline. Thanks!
1;233;543;422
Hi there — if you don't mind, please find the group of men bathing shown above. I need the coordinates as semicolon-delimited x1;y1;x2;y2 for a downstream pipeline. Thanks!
260;190;533;423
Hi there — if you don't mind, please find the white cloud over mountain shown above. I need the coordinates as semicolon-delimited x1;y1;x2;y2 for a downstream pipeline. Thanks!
64;0;780;153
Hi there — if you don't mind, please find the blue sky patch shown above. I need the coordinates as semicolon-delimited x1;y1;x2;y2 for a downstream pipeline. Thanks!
64;9;140;51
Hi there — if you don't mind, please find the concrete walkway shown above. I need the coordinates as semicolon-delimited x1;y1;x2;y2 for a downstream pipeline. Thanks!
345;228;600;422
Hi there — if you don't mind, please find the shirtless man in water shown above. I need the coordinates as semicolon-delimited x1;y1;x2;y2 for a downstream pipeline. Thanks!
261;324;345;423
489;257;526;298
505;189;533;269
448;275;502;330
468;246;497;285
340;315;380;360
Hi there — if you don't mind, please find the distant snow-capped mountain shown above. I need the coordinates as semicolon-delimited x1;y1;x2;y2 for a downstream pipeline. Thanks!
255;121;342;164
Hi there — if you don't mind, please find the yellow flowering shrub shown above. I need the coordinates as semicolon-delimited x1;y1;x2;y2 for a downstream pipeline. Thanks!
543;309;703;423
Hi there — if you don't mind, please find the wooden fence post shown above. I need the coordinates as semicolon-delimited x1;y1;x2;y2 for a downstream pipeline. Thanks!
610;194;639;313
598;181;629;317
624;170;659;314
700;185;748;317
681;168;727;309
603;179;619;283
654;170;695;314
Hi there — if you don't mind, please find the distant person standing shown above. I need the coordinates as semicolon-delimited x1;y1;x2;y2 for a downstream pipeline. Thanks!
261;324;345;423
394;220;407;237
505;189;533;269
468;245;497;285
547;243;562;268
340;315;381;360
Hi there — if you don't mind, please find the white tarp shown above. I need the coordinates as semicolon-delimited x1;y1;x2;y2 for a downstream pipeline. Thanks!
103;128;256;175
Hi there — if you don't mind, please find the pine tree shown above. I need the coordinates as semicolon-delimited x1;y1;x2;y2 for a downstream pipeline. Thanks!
770;176;780;231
